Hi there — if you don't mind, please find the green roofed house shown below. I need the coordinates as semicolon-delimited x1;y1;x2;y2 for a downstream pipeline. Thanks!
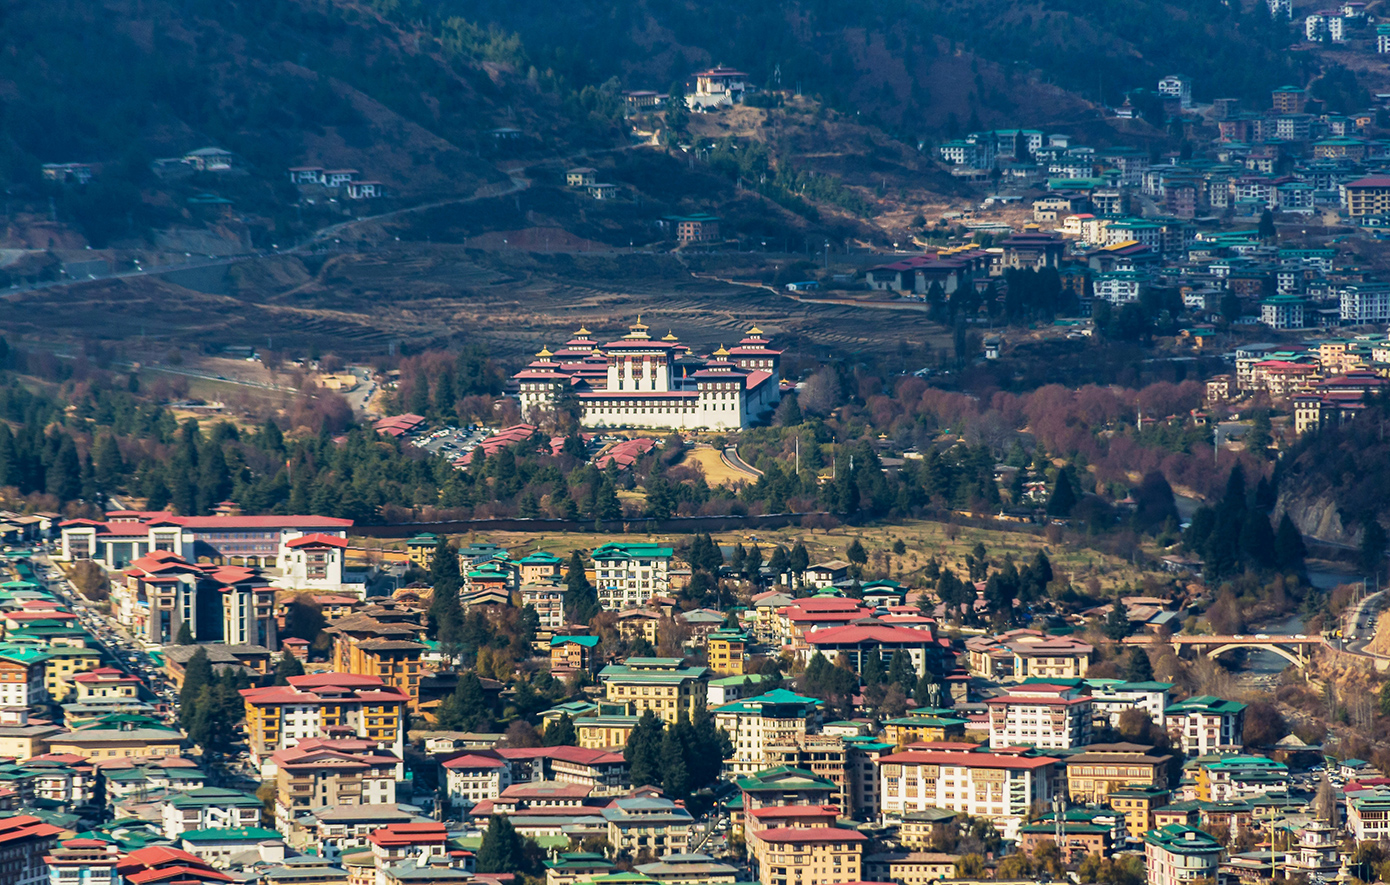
706;672;773;707
591;544;674;611
406;534;439;569
714;690;824;777
161;787;263;839
600;658;709;724
635;852;738;883
1164;696;1246;756
736;766;837;815
546;852;616;885
551;635;602;675
1144;824;1222;885
180;826;287;867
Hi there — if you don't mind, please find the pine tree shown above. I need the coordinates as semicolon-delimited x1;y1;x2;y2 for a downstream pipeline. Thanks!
846;539;868;566
565;551;600;623
178;646;213;727
789;542;810;583
1274;514;1307;574
1046;467;1077;517
626;710;665;788
660;720;690;798
274;651;305;685
175;622;194;645
1125;647;1154;683
886;650;915;692
543;714;578;747
47;436;81;502
476;815;524;873
861;651;886;687
94;435;125;493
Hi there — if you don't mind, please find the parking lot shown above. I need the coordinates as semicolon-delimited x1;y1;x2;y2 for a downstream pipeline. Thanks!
410;424;489;459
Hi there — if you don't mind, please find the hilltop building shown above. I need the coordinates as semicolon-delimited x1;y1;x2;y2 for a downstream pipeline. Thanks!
514;321;782;431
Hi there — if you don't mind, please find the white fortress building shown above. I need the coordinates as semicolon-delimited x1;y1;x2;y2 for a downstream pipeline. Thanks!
514;319;784;431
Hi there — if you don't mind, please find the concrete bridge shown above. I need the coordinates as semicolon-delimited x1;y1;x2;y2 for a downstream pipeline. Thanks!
1122;633;1327;670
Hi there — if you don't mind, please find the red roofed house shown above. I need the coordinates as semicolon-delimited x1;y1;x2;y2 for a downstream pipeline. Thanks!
372;414;427;438
878;749;1060;840
748;826;867;885
799;625;947;679
368;822;473;875
241;674;409;777
116;845;231;885
442;753;511;812
0;813;63;885
45;838;120;885
276;534;347;592
73;668;140;701
272;739;400;833
60;512;352;572
1345;176;1390;216
116;551;278;648
986;683;1095;750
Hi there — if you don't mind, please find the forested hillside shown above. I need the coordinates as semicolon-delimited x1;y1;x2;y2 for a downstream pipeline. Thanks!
383;0;1307;133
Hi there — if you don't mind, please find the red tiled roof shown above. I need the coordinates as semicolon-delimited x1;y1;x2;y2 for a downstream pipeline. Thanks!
877;750;1059;770
804;625;939;645
755;826;867;843
442;754;507;770
285;533;349;549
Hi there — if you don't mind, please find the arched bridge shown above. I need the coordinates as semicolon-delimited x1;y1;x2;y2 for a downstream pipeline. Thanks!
1123;633;1327;670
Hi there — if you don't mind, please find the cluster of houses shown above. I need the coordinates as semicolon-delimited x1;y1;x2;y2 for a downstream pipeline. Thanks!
288;165;385;200
3;517;1386;885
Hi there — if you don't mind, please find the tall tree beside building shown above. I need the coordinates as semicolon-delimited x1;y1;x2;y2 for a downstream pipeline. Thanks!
476;815;525;873
274;651;305;685
625;710;665;789
564;551;601;624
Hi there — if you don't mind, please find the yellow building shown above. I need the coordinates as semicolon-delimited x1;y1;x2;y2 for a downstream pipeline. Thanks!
1064;743;1171;804
881;711;969;749
326;613;426;709
862;852;960;885
405;534;439;568
1108;787;1170;841
240;673;409;774
578;716;640;750
599;657;709;724
42;646;102;701
750;827;867;885
707;629;748;676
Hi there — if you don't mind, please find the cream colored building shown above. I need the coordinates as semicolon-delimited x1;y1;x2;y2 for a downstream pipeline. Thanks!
599;658;709;724
749;827;867;885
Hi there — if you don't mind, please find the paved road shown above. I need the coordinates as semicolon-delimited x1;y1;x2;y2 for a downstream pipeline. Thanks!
722;445;763;480
1343;588;1386;655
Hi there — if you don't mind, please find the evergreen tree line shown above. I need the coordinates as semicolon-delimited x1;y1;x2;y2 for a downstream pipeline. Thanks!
177;646;253;756
623;707;731;810
1184;464;1306;583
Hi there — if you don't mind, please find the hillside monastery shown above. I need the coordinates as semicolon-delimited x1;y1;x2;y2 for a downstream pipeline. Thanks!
514;319;784;430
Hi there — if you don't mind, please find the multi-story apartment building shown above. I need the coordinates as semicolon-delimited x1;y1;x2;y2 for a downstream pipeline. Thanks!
276;534;347;592
41;647;102;703
986;683;1094;750
119;553;278;647
0;815;63;885
1164;696;1245;756
1064;743;1172;803
714;689;823;778
160;786;264;839
60;512;352;570
1194;755;1288;802
878;749;1059;840
1086;680;1172;726
442;754;511;812
1349;794;1390;841
763;735;850;814
748;826;866;885
271;739;399;834
592;544;673;610
240;674;409;776
1345;175;1390;216
599;658;709;724
42;838;120;885
1144;824;1223;885
325;612;425;709
706;628;748;676
520;582;568;633
0;647;48;708
602;795;694;858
